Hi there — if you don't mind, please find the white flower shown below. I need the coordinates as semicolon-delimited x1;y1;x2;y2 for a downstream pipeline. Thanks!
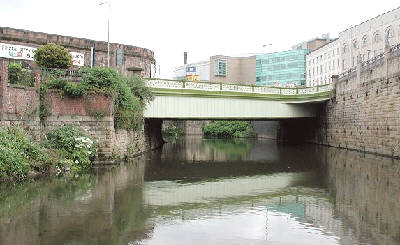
88;151;92;155
75;160;79;164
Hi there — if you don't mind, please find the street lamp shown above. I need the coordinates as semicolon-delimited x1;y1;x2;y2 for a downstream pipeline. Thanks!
99;1;110;68
261;43;273;54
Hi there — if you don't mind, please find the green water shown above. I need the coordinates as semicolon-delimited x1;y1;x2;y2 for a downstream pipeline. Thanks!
0;137;399;245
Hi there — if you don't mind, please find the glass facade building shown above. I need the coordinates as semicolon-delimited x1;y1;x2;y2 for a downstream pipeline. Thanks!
256;49;308;86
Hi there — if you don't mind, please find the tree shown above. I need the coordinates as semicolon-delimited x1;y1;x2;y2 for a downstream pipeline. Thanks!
34;43;73;69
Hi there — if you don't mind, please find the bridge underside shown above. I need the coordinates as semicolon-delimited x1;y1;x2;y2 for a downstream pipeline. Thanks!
144;95;322;119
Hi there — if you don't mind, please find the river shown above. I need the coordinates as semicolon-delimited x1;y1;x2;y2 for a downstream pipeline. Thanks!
0;137;399;245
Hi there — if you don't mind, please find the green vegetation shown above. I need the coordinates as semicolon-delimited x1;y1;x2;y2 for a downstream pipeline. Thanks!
0;125;97;182
0;127;47;181
204;138;254;159
34;43;73;69
163;124;183;138
46;125;97;171
7;63;34;87
202;121;255;138
40;67;153;130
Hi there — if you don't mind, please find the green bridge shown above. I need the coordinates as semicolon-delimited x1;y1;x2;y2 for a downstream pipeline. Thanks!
144;79;333;119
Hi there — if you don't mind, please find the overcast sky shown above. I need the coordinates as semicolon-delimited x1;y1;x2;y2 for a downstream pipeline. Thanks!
1;0;399;78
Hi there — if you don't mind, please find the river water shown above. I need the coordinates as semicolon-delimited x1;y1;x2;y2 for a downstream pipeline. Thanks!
0;137;399;245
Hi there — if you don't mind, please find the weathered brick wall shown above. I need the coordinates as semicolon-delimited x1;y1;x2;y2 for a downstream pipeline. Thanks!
0;26;155;77
0;59;40;138
0;58;163;162
314;45;400;157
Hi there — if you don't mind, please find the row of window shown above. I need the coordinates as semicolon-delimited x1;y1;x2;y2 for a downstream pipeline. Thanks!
257;54;305;65
307;78;332;87
308;47;340;66
257;73;306;82
343;25;398;53
258;62;305;71
308;59;340;78
214;59;227;76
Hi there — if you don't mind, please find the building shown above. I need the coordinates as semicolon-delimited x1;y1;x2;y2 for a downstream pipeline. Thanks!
172;34;333;87
209;55;256;85
305;6;400;86
256;49;308;87
292;33;335;52
306;39;341;87
0;26;156;77
339;7;400;71
173;60;210;81
255;34;333;87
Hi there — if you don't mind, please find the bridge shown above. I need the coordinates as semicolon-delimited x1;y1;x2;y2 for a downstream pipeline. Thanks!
144;79;334;119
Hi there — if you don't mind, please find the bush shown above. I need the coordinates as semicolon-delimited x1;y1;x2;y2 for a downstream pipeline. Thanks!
8;63;34;87
41;67;154;130
125;75;154;106
0;127;48;181
202;121;255;138
8;63;22;84
163;124;182;138
46;125;97;171
34;43;72;69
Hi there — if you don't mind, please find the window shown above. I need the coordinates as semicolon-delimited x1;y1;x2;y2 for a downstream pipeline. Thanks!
342;43;348;53
374;32;382;42
214;59;227;76
386;26;394;39
353;40;359;49
362;35;368;46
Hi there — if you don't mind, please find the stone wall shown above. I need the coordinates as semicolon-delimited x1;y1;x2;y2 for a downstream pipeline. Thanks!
314;44;400;157
0;58;163;162
0;26;155;77
280;44;400;158
162;120;207;135
163;120;279;138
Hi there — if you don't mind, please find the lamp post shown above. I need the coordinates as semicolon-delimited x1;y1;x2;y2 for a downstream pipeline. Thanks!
99;1;110;68
261;43;273;54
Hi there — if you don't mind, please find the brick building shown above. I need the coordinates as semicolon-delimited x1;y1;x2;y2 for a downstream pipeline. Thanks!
0;26;156;77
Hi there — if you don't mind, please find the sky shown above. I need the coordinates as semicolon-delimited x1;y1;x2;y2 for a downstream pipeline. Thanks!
1;0;399;78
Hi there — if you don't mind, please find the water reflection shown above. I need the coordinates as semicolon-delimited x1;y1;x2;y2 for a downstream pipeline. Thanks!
320;148;400;245
0;137;398;245
0;159;151;245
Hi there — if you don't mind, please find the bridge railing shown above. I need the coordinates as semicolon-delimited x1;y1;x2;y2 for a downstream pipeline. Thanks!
145;79;333;96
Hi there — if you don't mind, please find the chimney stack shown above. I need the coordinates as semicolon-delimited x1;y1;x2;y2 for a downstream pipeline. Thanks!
184;52;187;65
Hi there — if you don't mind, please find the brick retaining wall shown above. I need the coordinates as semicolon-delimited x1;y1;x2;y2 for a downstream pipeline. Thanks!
0;58;163;162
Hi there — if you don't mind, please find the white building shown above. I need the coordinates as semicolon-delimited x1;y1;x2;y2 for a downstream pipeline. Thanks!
306;39;341;87
339;7;400;71
173;60;210;81
306;6;400;87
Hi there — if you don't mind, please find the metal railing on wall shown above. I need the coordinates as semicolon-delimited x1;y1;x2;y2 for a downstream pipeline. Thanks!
339;43;400;80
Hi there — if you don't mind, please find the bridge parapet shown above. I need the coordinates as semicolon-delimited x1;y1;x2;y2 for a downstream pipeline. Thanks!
145;79;333;101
